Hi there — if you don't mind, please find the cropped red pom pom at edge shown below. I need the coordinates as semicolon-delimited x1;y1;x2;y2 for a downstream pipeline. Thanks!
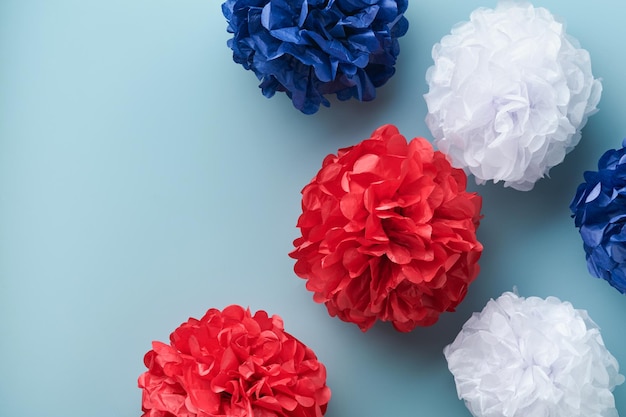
289;124;483;332
138;305;331;417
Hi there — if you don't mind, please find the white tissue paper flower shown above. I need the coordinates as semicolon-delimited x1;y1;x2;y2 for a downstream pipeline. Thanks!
424;2;602;191
444;292;624;417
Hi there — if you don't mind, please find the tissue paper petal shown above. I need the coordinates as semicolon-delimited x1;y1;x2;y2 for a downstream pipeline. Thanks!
571;139;626;293
290;124;483;332
444;292;624;417
424;2;601;190
223;0;409;114
138;305;331;417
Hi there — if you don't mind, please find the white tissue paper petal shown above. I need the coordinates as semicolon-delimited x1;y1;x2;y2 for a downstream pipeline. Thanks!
444;292;624;417
424;2;601;191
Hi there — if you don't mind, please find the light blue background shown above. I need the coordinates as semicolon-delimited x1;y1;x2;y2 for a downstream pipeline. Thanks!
2;1;626;416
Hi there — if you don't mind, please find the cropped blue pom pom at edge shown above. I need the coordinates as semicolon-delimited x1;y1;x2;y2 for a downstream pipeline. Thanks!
222;0;409;114
570;138;626;294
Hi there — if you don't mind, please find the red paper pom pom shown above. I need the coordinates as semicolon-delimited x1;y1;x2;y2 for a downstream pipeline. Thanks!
289;125;483;332
138;305;331;417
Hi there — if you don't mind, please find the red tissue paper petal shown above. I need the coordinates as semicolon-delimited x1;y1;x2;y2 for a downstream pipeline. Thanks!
138;305;331;417
289;124;483;332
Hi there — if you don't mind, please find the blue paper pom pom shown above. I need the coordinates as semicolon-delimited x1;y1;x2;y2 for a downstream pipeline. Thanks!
570;139;626;293
222;0;409;114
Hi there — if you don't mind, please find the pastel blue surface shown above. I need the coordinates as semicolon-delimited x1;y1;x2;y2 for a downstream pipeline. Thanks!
1;1;626;416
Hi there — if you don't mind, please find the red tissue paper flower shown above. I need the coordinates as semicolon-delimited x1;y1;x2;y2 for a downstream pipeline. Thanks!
137;305;331;417
289;124;483;332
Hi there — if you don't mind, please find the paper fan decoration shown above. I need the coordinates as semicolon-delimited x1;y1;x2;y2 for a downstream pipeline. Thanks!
222;0;409;114
138;305;331;417
290;124;483;332
571;139;626;293
444;292;624;417
424;2;601;191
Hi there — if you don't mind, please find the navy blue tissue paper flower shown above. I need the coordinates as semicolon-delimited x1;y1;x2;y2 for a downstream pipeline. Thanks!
222;0;409;114
570;139;626;293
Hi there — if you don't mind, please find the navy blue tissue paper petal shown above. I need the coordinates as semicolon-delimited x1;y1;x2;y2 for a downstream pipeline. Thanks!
570;139;626;293
222;0;409;114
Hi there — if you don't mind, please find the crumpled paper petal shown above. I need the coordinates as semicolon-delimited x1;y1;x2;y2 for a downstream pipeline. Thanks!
444;292;624;417
424;1;601;190
222;0;409;114
138;305;331;417
289;124;483;332
571;138;626;293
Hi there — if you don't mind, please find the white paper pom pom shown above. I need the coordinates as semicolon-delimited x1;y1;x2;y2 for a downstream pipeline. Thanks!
424;2;602;191
444;292;624;417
